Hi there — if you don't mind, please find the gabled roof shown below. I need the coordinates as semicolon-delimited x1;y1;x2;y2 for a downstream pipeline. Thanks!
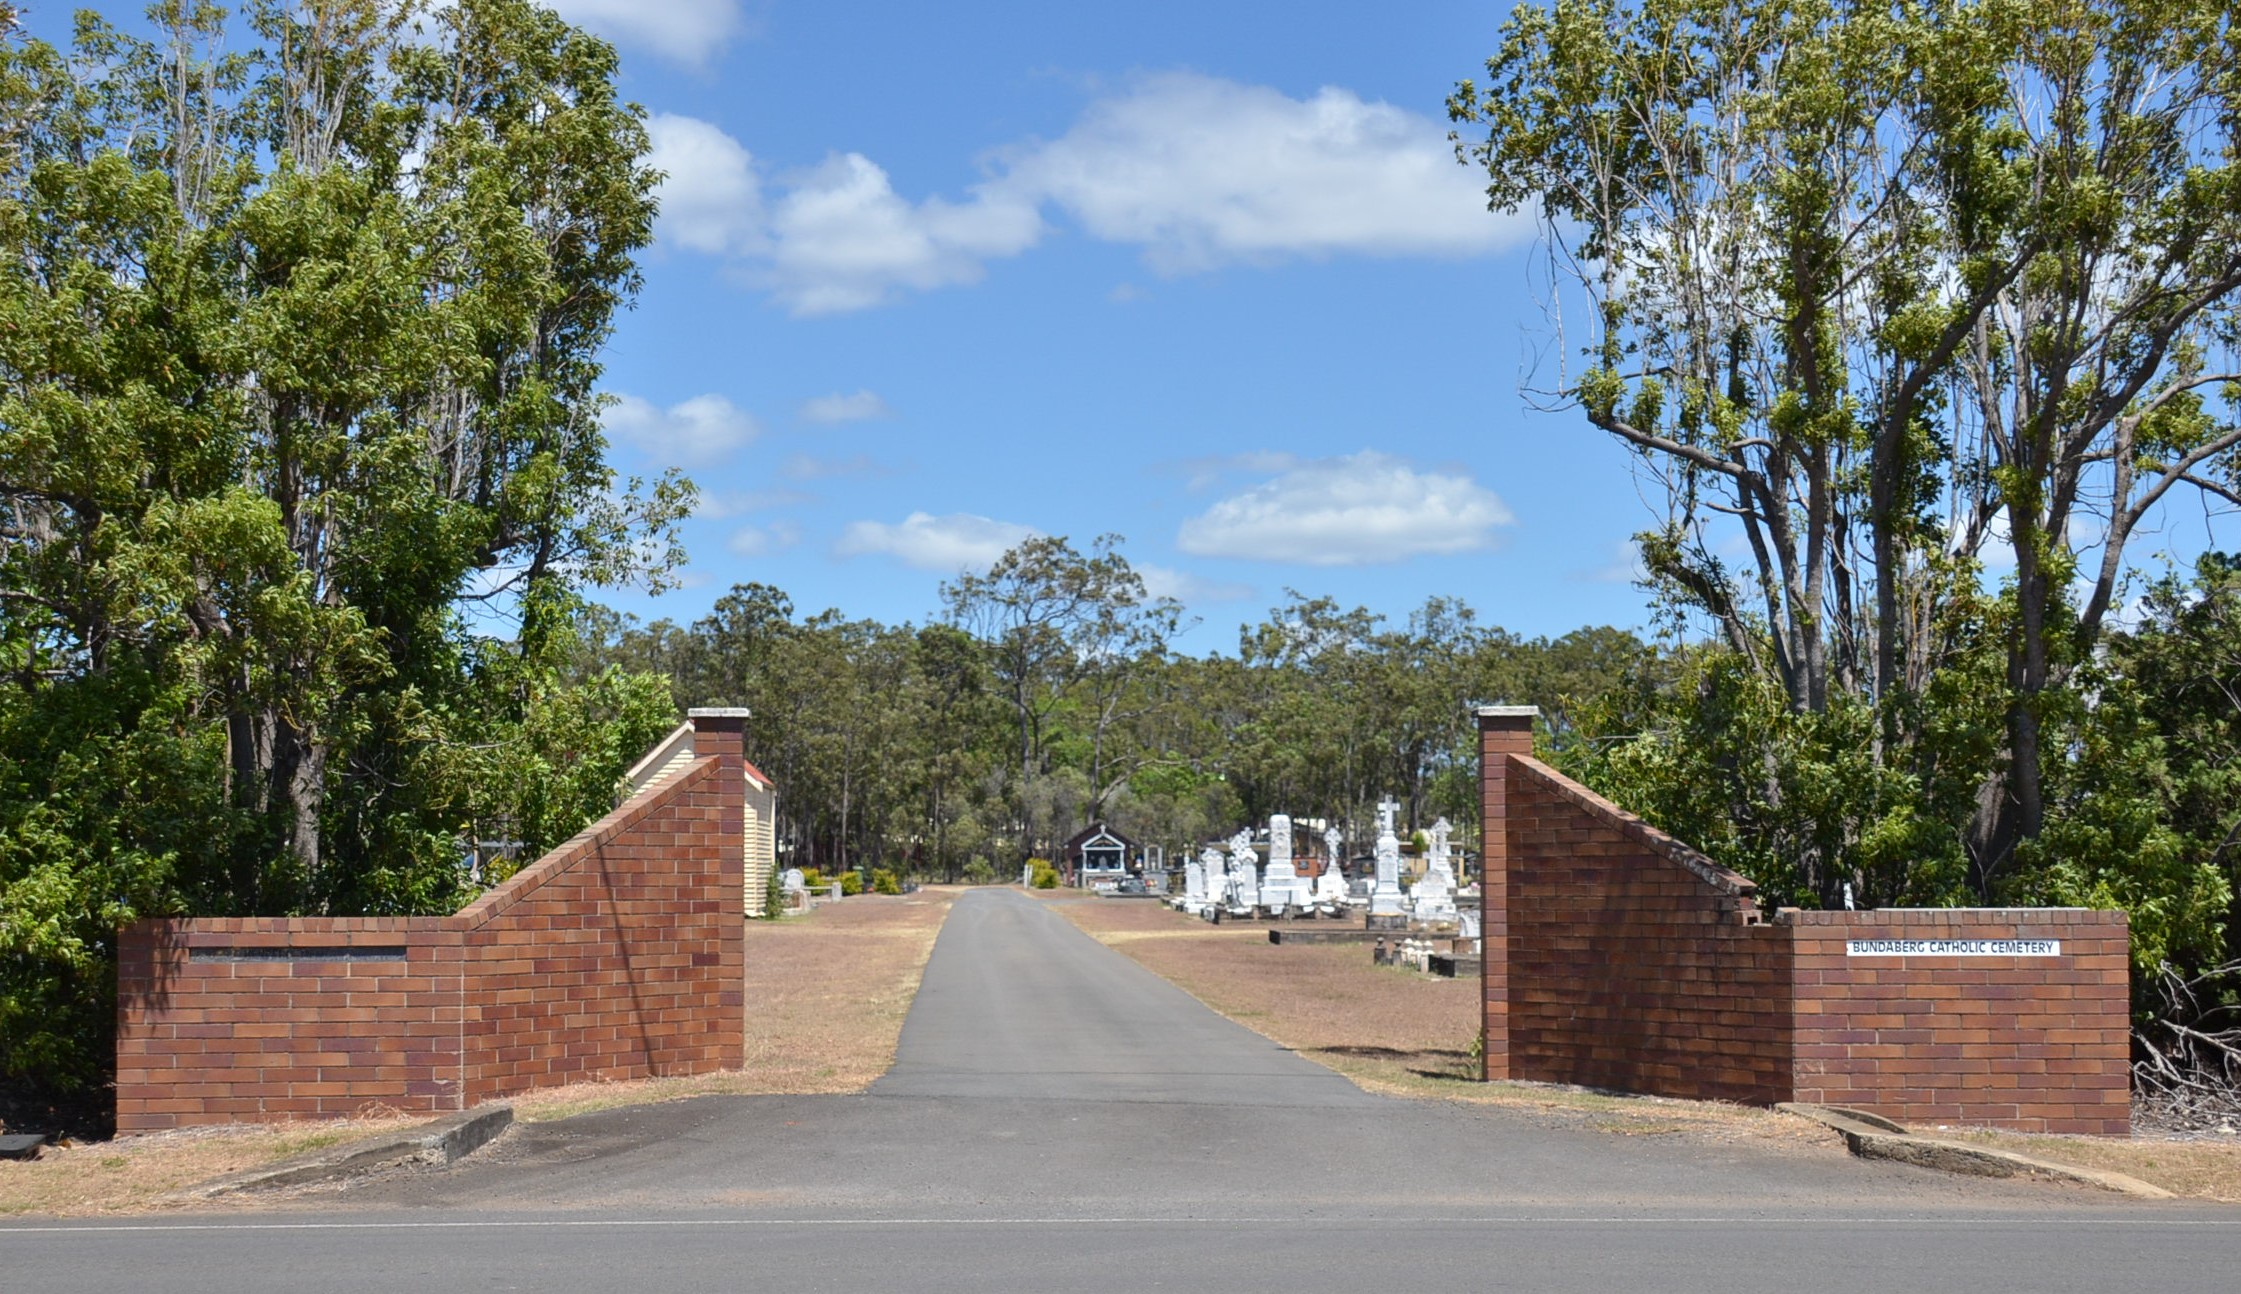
624;720;776;794
1062;821;1139;854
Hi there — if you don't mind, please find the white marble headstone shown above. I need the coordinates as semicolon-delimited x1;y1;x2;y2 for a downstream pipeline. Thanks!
1261;814;1311;911
1369;795;1406;917
1228;829;1259;908
1315;826;1349;906
1411;815;1459;923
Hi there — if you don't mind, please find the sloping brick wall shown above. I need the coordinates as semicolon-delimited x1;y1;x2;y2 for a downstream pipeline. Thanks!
1476;707;2131;1133
1500;751;1794;1105
116;717;748;1131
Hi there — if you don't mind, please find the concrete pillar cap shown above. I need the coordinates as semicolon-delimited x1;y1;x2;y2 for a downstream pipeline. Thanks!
688;707;753;720
1472;705;1540;719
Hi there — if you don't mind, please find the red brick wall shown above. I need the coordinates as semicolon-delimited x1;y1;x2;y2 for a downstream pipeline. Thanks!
115;921;462;1128
455;752;746;1104
1498;751;1793;1105
1475;711;2132;1133
1790;909;2130;1134
1477;710;1531;1082
116;744;746;1131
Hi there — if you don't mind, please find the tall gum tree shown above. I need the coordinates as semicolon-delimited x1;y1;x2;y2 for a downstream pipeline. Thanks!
1451;0;2241;901
0;0;687;1097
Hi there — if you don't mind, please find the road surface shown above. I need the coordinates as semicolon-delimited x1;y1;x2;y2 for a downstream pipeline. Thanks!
8;888;2236;1290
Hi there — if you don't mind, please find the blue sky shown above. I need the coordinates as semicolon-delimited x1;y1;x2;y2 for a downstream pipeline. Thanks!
554;0;1657;654
42;1;2232;654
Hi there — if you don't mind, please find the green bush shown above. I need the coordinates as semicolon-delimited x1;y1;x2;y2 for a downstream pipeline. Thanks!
762;864;786;919
839;870;864;896
800;868;824;890
871;868;902;895
1027;858;1059;889
961;858;996;885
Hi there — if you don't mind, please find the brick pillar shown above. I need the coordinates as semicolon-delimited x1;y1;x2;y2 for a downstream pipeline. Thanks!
1476;705;1536;1082
688;707;750;762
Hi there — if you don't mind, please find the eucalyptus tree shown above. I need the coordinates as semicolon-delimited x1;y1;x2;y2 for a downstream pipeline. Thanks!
941;534;1180;856
0;0;683;1095
1453;0;2241;900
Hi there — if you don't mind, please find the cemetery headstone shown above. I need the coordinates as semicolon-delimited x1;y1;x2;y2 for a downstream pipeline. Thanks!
1229;828;1260;909
1369;795;1406;921
1410;815;1460;924
1261;813;1312;912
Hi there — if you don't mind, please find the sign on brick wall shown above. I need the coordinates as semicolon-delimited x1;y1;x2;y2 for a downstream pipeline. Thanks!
1844;938;2060;957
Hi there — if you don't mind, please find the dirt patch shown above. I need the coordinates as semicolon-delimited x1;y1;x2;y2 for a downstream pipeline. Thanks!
0;1116;424;1217
511;887;961;1121
1055;898;1842;1153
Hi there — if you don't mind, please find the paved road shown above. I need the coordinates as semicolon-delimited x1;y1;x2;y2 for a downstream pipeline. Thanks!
8;888;2239;1291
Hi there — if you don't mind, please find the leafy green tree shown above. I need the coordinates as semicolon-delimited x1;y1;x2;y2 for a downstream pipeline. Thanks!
942;535;1180;859
0;0;684;1100
1452;0;2241;903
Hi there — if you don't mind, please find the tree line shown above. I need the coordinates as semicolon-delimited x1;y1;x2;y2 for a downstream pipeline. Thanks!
568;537;1655;883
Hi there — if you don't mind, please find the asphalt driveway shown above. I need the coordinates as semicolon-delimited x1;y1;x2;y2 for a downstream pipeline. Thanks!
7;888;2237;1291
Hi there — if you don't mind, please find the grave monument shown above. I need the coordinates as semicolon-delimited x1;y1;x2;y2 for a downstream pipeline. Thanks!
1261;814;1313;913
1410;816;1460;924
1229;828;1260;910
1201;845;1228;918
1312;825;1349;910
1368;796;1407;922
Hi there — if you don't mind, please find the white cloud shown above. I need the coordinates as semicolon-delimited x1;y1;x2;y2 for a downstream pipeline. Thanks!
835;512;1036;572
604;392;760;466
727;520;802;557
641;72;1525;314
1136;563;1253;606
648;114;764;257
546;0;747;68
1176;451;1514;565
799;389;895;424
765;153;1043;315
996;72;1530;273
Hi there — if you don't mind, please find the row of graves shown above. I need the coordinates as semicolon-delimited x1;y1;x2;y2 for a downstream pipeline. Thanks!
1165;797;1483;977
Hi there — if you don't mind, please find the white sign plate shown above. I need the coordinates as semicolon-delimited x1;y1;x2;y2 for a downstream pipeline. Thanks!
1846;939;2059;957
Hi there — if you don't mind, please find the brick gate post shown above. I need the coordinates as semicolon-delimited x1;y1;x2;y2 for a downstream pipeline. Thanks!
1476;705;1537;1082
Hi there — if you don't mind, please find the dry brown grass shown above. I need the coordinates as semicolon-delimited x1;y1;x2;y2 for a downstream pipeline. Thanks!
510;887;960;1121
0;888;963;1217
0;1116;423;1217
1952;1128;2241;1202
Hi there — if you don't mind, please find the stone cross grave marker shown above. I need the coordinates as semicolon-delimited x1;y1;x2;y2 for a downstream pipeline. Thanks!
1370;796;1406;918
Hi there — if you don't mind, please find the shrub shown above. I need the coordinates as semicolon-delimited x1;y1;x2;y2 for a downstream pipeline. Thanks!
762;864;785;919
871;868;901;895
961;858;996;885
839;870;864;896
801;868;824;890
1027;858;1059;889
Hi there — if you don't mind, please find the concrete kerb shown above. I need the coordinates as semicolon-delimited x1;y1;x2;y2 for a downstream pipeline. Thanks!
1777;1102;2171;1198
166;1104;514;1201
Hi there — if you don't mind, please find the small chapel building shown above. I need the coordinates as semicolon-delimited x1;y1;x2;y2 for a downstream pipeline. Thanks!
1062;821;1139;886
